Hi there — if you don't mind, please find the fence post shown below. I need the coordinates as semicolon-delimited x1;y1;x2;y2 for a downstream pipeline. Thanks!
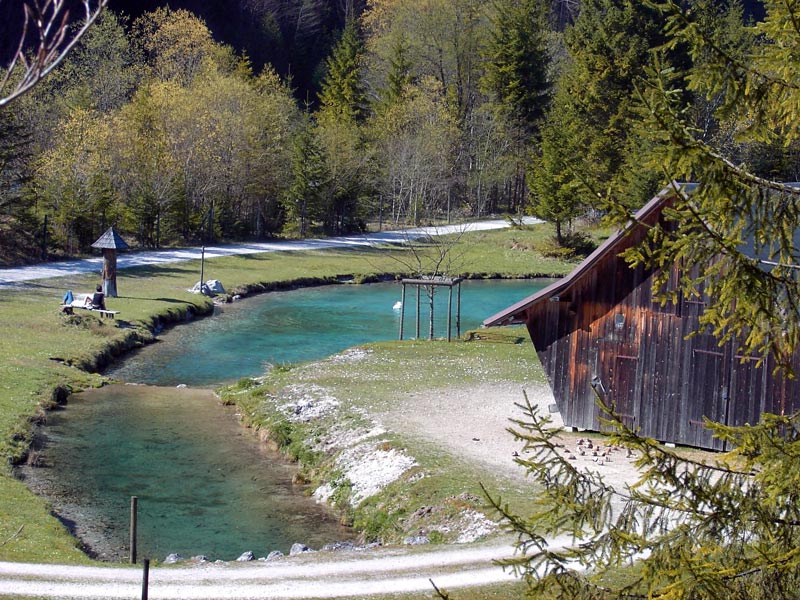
130;496;138;564
141;558;150;600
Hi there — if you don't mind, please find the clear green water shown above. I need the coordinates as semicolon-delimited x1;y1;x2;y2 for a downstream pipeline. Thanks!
29;279;547;561
23;385;350;561
107;279;548;386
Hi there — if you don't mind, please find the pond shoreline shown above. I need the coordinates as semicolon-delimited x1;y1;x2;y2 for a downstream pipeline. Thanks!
16;272;550;563
17;385;354;563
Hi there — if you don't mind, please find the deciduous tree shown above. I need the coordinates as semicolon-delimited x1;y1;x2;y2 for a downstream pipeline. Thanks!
368;77;457;226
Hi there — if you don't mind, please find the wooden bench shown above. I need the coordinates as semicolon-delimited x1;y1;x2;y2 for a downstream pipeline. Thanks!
61;305;120;319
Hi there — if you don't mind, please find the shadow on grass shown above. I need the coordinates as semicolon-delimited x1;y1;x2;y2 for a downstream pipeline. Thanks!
121;265;196;279
121;297;193;304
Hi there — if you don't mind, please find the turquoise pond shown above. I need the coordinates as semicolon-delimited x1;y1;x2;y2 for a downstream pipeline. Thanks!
106;279;549;386
22;279;549;561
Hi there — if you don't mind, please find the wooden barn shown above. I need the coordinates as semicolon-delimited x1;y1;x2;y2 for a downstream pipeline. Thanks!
483;186;800;450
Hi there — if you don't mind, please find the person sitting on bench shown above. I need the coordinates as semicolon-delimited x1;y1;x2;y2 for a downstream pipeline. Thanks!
91;284;106;310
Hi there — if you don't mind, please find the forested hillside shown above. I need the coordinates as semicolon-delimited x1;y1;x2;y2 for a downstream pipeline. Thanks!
0;0;784;265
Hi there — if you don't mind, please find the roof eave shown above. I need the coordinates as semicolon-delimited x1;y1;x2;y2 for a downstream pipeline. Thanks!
482;183;689;328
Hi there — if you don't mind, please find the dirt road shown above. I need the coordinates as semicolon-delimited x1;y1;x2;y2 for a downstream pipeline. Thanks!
0;541;526;599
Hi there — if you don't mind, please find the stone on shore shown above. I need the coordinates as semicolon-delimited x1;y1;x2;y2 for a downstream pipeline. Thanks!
403;535;431;546
290;543;312;555
164;553;184;564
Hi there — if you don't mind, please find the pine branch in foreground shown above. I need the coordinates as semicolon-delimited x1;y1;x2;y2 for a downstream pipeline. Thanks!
486;391;800;599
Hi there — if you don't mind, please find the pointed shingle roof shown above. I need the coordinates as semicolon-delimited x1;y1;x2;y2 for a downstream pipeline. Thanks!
91;227;129;250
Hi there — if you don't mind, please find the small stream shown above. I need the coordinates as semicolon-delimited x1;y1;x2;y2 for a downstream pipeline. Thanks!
20;279;547;561
19;385;350;561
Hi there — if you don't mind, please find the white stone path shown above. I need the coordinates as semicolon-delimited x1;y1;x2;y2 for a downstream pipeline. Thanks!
0;540;540;599
0;219;539;286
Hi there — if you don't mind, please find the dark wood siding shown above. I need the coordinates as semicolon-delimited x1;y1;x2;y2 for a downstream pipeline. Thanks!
524;214;800;451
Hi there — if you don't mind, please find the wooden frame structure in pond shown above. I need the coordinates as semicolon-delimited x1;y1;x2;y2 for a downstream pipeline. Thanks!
398;276;464;342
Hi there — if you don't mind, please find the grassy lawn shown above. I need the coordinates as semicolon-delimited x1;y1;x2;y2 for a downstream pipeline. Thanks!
0;222;584;564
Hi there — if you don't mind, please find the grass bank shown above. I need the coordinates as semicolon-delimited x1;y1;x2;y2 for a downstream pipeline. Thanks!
217;329;545;547
0;222;588;564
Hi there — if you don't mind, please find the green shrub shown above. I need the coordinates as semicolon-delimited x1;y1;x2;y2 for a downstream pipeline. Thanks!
354;508;401;542
537;231;596;259
428;530;445;544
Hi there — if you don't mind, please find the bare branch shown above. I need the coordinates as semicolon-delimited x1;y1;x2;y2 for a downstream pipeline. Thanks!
0;0;107;107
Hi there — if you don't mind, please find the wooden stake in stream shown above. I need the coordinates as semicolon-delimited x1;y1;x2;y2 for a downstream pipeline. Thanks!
130;496;138;564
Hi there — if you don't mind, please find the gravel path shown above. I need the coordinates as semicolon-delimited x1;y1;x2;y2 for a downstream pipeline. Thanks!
0;542;526;599
0;219;539;286
380;381;644;507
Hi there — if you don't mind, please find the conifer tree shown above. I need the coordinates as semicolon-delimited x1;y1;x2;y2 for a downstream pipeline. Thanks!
491;395;800;599
494;2;800;597
480;0;552;216
482;0;551;138
626;0;800;365
382;37;413;107
317;19;368;122
0;106;37;260
528;104;585;244
537;0;665;209
283;119;329;237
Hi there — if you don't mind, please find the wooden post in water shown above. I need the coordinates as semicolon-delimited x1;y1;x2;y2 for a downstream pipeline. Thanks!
415;286;420;339
428;285;434;340
130;496;138;564
398;284;406;340
447;285;453;342
456;281;462;338
141;558;150;600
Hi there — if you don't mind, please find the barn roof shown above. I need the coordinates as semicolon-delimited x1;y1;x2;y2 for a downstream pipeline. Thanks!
91;227;129;250
483;184;693;328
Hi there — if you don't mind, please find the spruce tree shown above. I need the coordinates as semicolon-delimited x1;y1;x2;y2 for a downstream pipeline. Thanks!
491;395;800;599
493;2;800;597
283;119;329;237
528;103;585;244
627;0;800;365
317;19;368;123
542;0;665;207
382;37;413;107
0;106;36;261
482;0;551;137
